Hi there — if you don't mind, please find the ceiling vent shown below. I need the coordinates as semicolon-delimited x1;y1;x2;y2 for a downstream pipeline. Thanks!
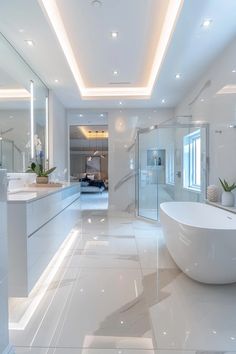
109;82;131;85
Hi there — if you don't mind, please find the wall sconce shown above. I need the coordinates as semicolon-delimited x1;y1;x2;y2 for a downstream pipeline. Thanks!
30;81;34;159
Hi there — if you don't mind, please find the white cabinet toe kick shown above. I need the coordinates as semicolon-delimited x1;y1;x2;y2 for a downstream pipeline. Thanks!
8;183;80;297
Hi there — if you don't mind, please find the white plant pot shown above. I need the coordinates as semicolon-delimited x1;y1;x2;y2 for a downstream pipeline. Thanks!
221;191;234;207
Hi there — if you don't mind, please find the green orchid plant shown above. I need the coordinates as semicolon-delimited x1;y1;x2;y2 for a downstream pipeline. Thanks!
26;162;56;177
219;178;236;192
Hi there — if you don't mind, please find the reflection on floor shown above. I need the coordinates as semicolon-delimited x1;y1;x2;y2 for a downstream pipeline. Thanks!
12;193;236;353
80;191;109;210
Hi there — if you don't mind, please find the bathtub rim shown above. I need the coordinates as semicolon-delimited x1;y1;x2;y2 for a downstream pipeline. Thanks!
160;201;236;231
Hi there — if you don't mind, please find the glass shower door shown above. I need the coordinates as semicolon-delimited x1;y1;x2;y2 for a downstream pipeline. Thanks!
0;139;13;171
136;123;208;221
137;128;158;220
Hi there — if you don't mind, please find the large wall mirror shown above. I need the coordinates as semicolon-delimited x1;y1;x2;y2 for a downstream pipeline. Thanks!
0;33;48;172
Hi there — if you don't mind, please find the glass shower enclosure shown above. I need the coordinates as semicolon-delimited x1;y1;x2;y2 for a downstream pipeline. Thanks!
0;138;25;172
136;120;209;221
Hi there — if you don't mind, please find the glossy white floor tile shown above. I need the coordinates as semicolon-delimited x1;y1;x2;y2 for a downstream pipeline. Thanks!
14;348;212;354
11;194;236;353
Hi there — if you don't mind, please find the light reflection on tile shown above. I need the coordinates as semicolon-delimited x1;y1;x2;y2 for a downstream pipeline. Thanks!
10;194;236;353
14;347;236;353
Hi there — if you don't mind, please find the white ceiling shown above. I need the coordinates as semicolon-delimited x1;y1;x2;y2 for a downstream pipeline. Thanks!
0;0;236;108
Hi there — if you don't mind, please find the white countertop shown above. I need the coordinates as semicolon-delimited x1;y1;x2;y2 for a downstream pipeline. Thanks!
206;200;236;214
7;182;80;203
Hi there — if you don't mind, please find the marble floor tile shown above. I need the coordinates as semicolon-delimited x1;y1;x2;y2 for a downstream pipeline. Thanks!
15;347;235;354
11;194;236;354
145;270;236;351
62;253;140;269
136;236;177;270
11;268;155;350
69;235;137;255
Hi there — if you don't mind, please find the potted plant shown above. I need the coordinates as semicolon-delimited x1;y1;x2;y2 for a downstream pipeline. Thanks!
219;178;236;207
27;162;56;184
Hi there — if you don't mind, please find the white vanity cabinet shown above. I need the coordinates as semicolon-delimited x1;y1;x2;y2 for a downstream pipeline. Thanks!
8;183;80;297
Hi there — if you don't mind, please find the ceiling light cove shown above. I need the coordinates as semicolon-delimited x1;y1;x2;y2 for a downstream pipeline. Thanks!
0;88;31;99
217;85;236;95
80;127;108;139
38;0;184;99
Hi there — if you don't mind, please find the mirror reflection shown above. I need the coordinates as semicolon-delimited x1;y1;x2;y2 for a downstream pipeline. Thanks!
0;33;48;172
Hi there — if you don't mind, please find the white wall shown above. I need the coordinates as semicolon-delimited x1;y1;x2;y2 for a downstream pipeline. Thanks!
0;170;12;354
49;91;68;180
175;37;236;202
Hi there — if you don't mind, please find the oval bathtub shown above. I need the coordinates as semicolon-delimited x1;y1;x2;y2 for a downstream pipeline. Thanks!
160;202;236;284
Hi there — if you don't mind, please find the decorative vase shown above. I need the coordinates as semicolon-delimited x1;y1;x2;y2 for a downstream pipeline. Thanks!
221;191;234;207
36;176;48;184
207;185;219;202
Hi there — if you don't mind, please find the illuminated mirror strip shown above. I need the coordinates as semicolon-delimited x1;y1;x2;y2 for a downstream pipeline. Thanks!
45;96;49;161
30;81;34;159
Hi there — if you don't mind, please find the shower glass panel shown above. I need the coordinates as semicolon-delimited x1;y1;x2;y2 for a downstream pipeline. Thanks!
137;121;208;221
138;128;159;220
0;139;24;172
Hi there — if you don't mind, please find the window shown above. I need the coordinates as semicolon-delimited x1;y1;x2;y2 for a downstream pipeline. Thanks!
166;144;175;185
183;129;201;191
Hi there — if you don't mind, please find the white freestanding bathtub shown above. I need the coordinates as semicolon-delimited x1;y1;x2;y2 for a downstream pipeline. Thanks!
160;202;236;284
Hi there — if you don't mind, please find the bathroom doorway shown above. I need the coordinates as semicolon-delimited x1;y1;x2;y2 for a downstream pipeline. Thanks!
136;120;209;221
69;125;109;209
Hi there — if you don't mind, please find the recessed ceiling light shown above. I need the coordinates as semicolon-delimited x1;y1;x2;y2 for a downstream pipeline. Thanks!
200;98;204;102
25;39;35;47
9;115;14;119
113;70;118;75
79;114;83;117
100;113;104;117
202;19;212;28
232;69;236;73
175;73;181;79
161;99;166;104
54;79;59;83
111;31;118;39
91;0;102;7
119;101;123;105
19;29;25;33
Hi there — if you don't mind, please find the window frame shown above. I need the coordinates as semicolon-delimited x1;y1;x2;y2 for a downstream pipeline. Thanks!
183;129;201;192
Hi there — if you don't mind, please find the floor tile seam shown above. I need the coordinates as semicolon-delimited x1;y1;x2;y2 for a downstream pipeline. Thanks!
41;267;84;348
64;250;139;255
57;265;142;270
26;265;83;347
133;234;160;349
15;345;231;351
